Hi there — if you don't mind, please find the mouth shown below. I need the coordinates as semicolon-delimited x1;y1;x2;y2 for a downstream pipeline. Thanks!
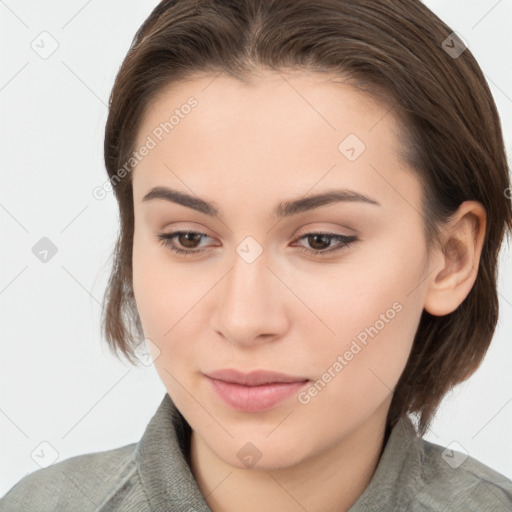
204;368;309;386
204;368;310;412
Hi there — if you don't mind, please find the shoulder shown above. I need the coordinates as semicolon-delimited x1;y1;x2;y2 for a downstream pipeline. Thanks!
414;436;512;511
0;442;150;512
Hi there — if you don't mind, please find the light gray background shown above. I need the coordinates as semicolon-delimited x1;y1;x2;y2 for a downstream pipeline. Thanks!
1;0;511;497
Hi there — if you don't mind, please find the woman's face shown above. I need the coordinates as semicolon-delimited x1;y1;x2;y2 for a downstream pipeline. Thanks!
131;70;433;469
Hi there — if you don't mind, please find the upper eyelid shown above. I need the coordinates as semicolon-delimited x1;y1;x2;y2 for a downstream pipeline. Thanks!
163;229;356;245
158;230;358;259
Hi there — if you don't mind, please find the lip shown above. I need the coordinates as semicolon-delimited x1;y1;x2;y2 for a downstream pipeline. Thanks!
204;368;309;386
204;369;310;412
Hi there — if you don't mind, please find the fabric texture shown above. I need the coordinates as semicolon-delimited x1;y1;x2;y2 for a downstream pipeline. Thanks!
1;392;511;511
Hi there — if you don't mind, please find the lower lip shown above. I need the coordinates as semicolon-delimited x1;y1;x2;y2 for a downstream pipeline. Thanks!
206;376;309;412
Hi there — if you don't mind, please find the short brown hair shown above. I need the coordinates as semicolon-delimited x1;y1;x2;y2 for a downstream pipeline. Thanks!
101;0;512;435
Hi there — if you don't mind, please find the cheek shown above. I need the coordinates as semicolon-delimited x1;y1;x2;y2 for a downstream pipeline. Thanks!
299;232;425;336
132;237;161;335
132;244;199;396
295;281;420;431
132;226;178;313
131;232;181;345
132;234;216;358
301;232;426;391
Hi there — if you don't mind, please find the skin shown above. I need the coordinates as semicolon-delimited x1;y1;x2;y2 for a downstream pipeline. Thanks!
131;70;486;512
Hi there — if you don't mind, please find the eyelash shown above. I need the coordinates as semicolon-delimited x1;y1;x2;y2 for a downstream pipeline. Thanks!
156;230;357;258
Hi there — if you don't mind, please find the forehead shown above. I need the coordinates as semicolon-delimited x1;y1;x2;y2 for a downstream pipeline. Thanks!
132;71;420;217
135;70;399;148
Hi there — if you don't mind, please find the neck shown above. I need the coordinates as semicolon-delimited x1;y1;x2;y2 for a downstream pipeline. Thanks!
189;397;392;512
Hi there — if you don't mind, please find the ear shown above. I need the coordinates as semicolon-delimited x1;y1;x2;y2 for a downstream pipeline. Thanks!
423;200;487;316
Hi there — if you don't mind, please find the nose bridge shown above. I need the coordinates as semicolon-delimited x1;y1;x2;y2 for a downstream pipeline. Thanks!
225;240;272;313
214;239;286;344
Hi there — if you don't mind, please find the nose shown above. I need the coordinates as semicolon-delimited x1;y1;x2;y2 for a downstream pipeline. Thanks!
211;246;290;348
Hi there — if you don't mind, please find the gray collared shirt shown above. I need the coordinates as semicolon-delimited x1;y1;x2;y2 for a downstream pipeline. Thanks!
1;393;511;511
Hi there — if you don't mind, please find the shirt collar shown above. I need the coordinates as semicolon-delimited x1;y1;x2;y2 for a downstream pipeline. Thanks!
136;393;422;512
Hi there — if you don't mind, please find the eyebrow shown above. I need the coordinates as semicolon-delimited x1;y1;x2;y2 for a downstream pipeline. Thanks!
142;185;381;219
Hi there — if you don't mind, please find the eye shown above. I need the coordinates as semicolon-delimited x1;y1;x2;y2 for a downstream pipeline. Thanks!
156;230;213;257
156;230;358;257
293;231;357;256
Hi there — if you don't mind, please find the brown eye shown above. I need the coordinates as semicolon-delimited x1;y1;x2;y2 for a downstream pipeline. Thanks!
156;231;211;256
176;232;203;249
294;232;358;256
305;233;332;251
156;230;357;258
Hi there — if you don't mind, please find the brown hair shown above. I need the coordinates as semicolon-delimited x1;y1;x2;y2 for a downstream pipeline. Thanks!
101;0;512;435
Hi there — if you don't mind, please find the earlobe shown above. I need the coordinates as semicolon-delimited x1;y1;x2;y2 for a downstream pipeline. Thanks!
423;201;486;317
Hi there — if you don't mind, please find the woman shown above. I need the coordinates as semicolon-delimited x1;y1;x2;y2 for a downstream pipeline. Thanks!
1;0;511;510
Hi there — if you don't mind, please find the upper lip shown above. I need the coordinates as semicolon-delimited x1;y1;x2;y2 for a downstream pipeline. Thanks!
205;369;309;386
